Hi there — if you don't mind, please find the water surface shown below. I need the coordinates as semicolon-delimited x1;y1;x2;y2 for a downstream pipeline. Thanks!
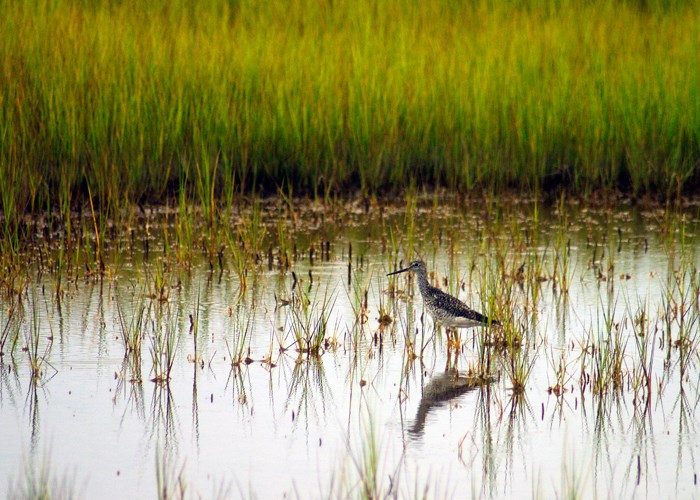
1;196;699;498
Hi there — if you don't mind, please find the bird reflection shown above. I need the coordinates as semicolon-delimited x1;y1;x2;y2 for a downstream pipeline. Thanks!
409;371;492;438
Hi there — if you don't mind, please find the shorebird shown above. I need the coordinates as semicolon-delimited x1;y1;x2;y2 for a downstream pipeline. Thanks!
387;260;500;329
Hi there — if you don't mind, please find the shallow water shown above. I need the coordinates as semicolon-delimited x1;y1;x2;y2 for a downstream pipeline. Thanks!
1;196;699;498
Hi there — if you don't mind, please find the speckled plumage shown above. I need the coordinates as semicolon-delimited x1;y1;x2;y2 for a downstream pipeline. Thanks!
388;260;499;328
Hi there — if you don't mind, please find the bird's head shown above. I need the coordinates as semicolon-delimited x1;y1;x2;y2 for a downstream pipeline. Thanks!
387;260;426;277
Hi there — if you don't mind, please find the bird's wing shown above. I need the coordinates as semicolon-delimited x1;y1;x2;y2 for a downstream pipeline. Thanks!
430;286;491;323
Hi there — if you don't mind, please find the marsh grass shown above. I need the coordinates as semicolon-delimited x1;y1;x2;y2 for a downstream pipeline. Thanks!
218;197;268;290
174;192;195;266
1;0;699;235
148;304;180;385
115;291;148;387
502;337;536;395
23;293;54;381
288;284;338;356
558;451;586;500
589;295;627;395
547;348;573;398
0;297;21;356
356;414;383;500
552;194;575;295
116;293;147;356
225;361;250;407
625;297;656;408
345;269;371;349
224;307;253;367
661;258;700;387
145;261;172;303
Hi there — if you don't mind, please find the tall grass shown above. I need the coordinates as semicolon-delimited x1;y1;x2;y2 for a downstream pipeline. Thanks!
0;0;698;225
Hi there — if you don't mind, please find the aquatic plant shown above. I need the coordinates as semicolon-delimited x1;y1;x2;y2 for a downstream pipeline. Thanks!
116;292;147;356
148;304;179;385
224;307;253;367
589;295;627;395
502;339;536;395
288;283;338;356
547;348;573;398
145;260;172;303
0;297;21;356
24;293;54;381
625;297;656;409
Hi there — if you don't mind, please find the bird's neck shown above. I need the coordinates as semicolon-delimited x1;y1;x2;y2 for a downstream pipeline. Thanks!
416;271;430;296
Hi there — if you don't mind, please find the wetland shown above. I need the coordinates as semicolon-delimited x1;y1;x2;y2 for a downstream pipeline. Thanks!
2;1;700;497
1;192;699;498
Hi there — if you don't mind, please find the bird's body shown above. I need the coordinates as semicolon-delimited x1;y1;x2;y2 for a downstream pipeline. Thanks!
388;260;500;328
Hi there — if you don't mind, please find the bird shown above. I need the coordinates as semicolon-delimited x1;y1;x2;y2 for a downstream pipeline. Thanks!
387;260;500;329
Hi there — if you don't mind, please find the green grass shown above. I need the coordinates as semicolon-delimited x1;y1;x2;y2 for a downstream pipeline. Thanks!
1;0;699;226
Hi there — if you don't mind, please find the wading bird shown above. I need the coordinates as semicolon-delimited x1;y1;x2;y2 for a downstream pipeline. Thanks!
387;260;500;329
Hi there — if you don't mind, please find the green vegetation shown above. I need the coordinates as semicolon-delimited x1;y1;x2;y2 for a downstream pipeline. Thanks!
1;0;699;229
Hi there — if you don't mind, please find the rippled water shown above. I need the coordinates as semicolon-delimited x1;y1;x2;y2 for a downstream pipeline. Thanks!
1;197;699;498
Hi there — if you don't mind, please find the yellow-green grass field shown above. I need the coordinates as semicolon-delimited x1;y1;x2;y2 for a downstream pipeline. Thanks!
1;0;699;222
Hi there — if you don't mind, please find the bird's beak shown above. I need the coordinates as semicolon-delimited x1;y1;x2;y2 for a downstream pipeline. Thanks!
387;266;411;277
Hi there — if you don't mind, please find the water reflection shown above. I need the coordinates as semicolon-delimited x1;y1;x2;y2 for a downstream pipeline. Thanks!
148;384;180;453
191;360;200;449
114;355;146;425
0;359;21;407
24;377;42;452
285;354;332;428
408;371;486;438
475;384;497;497
225;365;252;408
